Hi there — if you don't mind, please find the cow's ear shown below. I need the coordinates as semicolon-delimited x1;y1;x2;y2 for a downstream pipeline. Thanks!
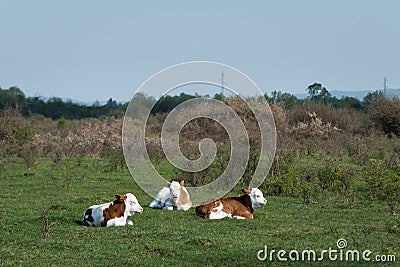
115;195;127;202
179;180;185;186
242;189;251;195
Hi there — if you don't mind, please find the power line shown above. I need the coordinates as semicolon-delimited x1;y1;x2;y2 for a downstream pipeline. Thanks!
220;72;225;96
383;77;388;97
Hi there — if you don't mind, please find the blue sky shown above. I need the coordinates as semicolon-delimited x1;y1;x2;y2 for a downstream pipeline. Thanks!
1;1;399;102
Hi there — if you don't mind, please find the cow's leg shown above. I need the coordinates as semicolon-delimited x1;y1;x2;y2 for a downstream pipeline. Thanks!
149;199;162;209
126;219;133;225
163;203;174;210
233;212;253;219
105;219;116;227
162;198;176;210
207;210;231;219
180;204;191;211
106;217;126;226
150;187;170;209
83;209;95;226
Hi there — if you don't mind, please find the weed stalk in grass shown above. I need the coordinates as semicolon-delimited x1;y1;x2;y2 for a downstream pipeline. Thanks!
40;208;50;240
389;202;399;223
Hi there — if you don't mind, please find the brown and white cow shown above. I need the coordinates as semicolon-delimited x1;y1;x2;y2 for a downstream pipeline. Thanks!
82;193;143;227
195;188;267;219
149;180;192;211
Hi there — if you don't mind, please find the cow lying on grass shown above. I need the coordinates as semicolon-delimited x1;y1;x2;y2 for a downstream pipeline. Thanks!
195;188;267;219
82;193;143;227
149;180;192;210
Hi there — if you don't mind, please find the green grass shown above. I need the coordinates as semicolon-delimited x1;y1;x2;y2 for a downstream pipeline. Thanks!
0;158;398;266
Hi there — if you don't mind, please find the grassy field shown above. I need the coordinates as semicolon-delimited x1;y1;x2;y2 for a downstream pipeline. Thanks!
0;158;398;266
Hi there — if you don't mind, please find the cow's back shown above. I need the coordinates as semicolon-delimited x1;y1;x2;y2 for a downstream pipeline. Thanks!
220;195;253;218
195;194;254;219
195;198;220;218
83;202;110;227
225;195;253;215
178;187;192;210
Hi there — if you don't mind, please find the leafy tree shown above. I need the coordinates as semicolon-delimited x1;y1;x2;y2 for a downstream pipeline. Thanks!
265;90;300;109
26;96;46;116
151;93;196;114
214;93;223;101
336;96;364;110
306;83;331;104
363;90;385;106
0;86;26;109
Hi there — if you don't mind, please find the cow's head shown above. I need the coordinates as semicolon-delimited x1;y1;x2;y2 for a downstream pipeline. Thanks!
168;180;184;206
242;188;267;208
122;193;143;216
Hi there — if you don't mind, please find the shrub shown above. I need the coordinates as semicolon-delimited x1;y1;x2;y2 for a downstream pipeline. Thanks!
287;103;368;133
0;107;25;155
106;149;126;172
369;97;400;136
57;117;68;129
13;125;35;146
364;159;400;222
0;108;39;167
264;154;356;203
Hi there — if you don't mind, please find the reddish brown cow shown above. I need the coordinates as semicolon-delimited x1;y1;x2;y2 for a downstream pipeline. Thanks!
195;188;267;219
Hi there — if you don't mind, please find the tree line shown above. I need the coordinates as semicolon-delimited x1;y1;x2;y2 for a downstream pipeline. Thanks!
264;82;384;110
0;86;127;119
0;83;387;120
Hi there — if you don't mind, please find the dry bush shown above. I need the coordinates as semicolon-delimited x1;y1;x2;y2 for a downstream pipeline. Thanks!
28;114;58;134
32;118;123;159
290;112;341;139
369;97;400;136
270;103;289;133
287;103;369;133
0;107;29;155
144;96;265;186
0;108;123;164
0;107;40;169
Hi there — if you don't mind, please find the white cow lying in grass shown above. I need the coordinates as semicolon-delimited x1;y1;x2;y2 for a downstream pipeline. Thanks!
82;193;143;227
149;180;192;210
